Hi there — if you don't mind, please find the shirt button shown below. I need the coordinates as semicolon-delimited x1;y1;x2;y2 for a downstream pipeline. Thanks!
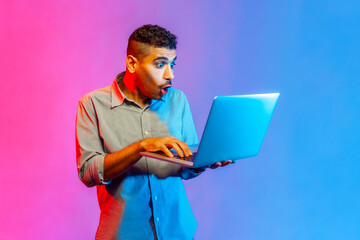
156;217;160;222
144;130;149;135
154;195;158;200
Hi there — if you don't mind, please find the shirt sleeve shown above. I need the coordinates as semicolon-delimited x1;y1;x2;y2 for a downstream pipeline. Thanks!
75;99;110;187
179;91;206;180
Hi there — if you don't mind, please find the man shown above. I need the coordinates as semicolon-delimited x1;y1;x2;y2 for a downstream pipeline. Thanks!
76;24;231;239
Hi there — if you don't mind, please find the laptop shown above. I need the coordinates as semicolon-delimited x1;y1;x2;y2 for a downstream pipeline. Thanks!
140;93;280;168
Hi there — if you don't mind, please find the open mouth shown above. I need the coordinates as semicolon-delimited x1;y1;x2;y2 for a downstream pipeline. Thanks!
160;85;171;95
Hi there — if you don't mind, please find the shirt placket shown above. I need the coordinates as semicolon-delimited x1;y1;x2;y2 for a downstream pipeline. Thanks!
141;107;163;240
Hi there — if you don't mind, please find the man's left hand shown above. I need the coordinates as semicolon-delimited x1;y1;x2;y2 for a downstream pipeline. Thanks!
208;160;233;169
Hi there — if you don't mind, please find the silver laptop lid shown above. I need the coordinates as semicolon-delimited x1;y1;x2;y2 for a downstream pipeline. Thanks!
193;93;279;168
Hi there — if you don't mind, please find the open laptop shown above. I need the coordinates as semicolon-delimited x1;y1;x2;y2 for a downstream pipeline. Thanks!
140;93;280;168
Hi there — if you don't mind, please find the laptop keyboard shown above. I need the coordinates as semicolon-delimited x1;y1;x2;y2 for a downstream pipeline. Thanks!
174;152;197;162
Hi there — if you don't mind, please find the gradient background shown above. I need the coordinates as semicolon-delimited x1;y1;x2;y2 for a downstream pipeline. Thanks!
1;0;359;239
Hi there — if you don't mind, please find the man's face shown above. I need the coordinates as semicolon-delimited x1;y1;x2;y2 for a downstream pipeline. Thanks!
135;46;176;100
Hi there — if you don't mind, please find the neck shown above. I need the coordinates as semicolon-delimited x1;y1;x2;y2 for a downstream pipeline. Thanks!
119;71;149;108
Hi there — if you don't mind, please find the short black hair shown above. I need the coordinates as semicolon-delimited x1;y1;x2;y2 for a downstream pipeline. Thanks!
127;24;177;58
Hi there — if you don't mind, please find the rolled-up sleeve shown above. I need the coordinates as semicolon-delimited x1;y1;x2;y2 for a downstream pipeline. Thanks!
76;99;109;187
179;91;206;180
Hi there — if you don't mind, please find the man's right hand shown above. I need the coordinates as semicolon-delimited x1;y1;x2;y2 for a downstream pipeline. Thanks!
104;136;192;181
140;136;193;158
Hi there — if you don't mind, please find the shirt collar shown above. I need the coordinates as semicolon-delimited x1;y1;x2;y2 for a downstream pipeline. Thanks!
111;72;126;108
111;72;166;109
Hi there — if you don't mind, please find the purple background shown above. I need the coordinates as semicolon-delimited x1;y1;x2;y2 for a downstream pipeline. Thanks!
1;0;359;239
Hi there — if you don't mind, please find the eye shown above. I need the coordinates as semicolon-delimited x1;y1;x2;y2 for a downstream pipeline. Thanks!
156;62;164;68
170;63;176;69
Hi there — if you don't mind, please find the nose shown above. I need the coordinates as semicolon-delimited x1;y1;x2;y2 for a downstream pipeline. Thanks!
163;64;174;81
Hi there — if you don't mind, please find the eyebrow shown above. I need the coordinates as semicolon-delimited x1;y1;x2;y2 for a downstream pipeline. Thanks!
153;56;177;62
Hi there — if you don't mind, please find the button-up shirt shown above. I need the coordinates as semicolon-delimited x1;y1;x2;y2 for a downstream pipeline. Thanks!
76;72;203;240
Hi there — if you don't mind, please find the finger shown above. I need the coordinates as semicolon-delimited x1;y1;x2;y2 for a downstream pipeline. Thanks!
170;142;184;157
161;145;174;158
210;162;221;169
221;160;232;167
164;137;186;157
175;140;192;157
163;138;183;157
221;162;230;167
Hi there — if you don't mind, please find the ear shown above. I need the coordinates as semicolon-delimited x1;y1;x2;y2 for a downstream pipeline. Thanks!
126;55;138;73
